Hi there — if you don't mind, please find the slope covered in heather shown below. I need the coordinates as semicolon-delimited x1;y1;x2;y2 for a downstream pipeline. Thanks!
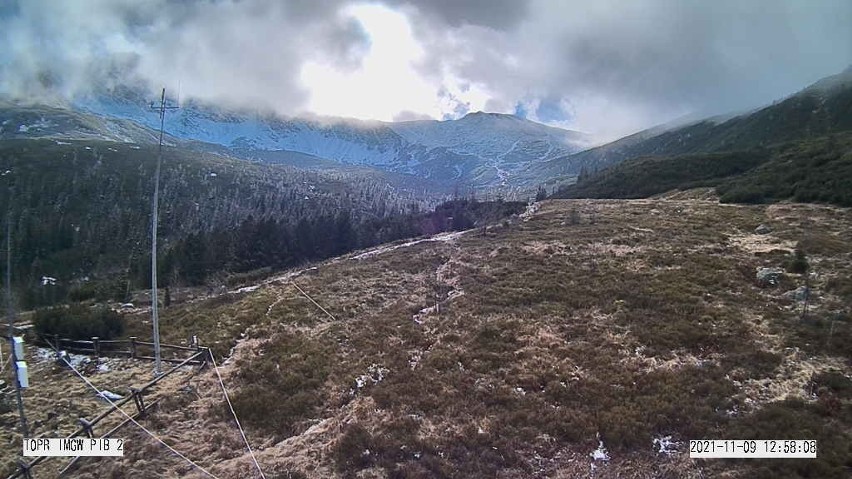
20;198;847;479
553;131;852;207
540;67;852;183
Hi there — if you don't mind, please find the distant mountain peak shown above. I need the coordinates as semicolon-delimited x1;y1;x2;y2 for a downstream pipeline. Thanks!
61;88;593;191
538;65;852;185
461;111;520;121
802;66;852;95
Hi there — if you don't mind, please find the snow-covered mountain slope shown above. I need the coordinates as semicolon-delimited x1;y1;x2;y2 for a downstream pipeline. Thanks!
391;111;589;162
76;94;411;167
0;100;162;144
74;90;591;191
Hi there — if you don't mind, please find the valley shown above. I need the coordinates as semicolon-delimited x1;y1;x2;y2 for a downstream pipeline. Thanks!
75;94;592;194
4;198;849;478
0;23;849;477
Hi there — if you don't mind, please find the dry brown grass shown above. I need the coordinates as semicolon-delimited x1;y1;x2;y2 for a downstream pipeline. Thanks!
8;198;851;478
0;347;207;478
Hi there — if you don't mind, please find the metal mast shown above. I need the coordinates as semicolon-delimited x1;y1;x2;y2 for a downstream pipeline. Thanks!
149;88;178;375
6;186;28;437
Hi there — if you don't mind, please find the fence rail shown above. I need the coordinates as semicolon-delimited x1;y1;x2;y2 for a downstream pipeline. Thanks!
5;343;210;479
31;334;206;365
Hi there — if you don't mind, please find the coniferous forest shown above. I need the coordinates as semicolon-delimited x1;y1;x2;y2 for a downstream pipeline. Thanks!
0;139;523;308
553;132;852;206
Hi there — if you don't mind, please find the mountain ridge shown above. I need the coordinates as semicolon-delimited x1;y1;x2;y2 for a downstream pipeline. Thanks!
71;90;591;191
542;66;852;180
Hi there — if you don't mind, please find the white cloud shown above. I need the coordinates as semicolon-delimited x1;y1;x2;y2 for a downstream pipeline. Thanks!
300;4;436;120
1;0;850;138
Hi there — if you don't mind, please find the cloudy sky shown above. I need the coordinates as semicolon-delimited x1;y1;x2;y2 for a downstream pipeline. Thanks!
1;0;850;140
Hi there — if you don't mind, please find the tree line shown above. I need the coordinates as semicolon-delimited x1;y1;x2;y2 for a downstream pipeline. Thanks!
0;139;447;308
141;198;525;289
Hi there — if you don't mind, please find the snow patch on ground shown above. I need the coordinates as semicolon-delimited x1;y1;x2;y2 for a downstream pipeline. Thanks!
353;230;466;260
412;305;434;324
653;435;680;455
590;434;610;461
35;347;91;369
408;351;422;370
446;289;464;301
35;347;55;363
230;284;260;294
95;357;124;373
65;353;91;369
98;389;123;401
351;364;389;395
520;201;540;221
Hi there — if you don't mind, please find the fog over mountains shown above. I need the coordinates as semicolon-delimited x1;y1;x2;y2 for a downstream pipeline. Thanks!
60;88;588;192
545;66;852;172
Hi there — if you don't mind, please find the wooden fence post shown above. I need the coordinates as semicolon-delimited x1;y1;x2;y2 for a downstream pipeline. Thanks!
130;387;146;416
92;337;100;359
129;337;137;359
79;418;94;438
17;459;33;479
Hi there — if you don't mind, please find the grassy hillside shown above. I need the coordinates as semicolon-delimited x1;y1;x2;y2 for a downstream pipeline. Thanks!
540;68;852;178
553;150;771;199
15;199;845;478
717;135;852;205
553;133;852;207
0;101;165;144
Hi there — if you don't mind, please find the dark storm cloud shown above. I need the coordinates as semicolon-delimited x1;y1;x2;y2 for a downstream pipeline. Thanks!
1;0;849;139
0;0;368;111
406;0;852;137
392;0;530;29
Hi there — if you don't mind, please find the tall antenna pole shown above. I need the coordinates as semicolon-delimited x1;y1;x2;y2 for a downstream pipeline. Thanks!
149;88;178;376
6;186;28;437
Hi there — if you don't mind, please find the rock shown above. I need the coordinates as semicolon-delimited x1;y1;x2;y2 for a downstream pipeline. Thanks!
755;224;772;234
757;267;784;286
783;286;810;302
97;390;123;401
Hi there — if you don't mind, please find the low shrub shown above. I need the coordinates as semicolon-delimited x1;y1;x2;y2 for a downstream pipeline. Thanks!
785;248;809;274
227;333;333;440
67;278;128;303
333;424;375;472
33;304;125;340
